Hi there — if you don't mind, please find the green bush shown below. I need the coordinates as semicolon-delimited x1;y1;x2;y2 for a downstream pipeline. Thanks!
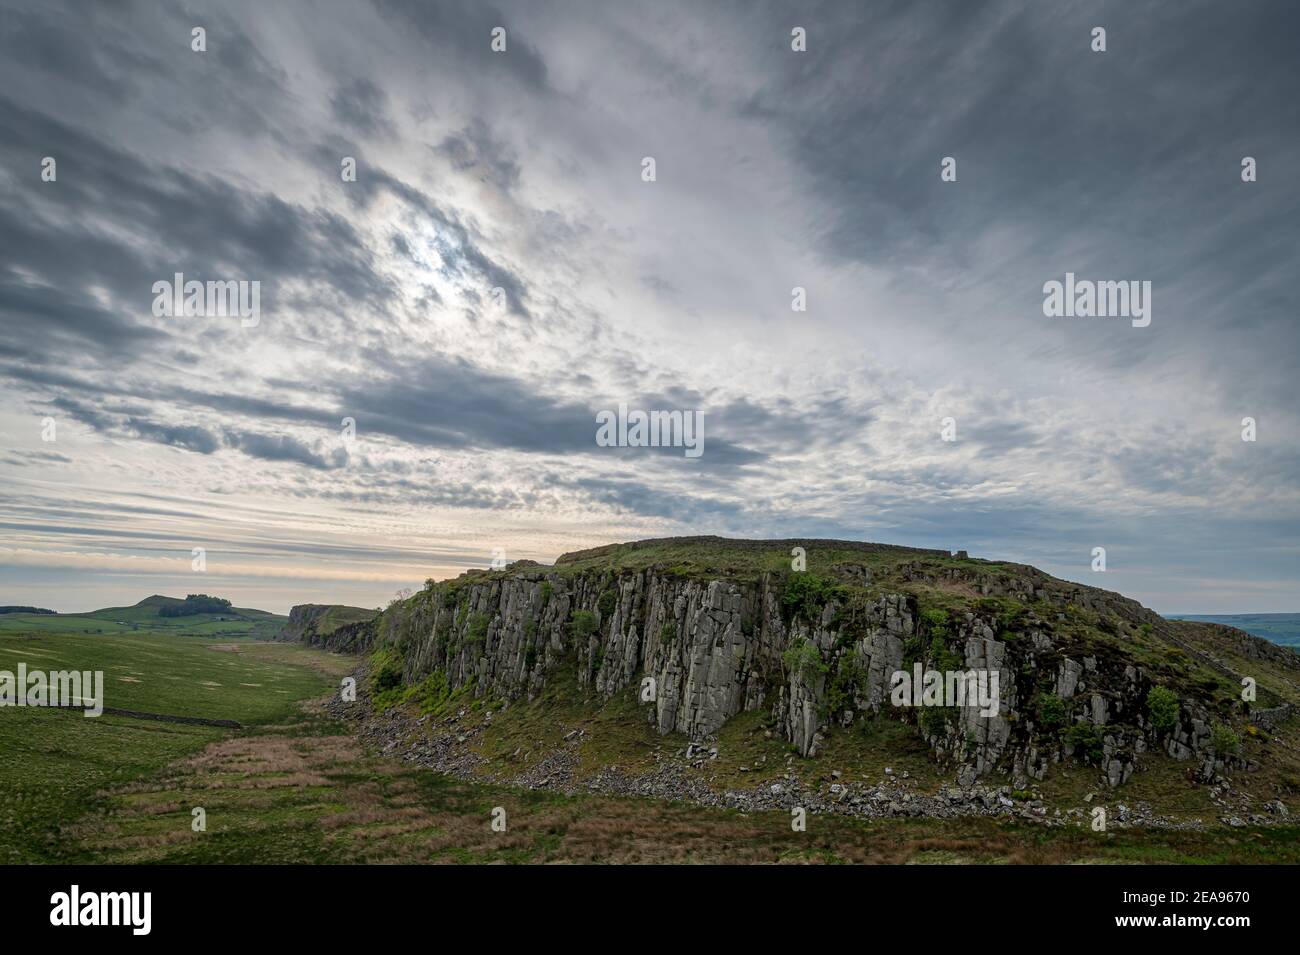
902;634;923;667
412;669;451;713
466;612;490;643
783;638;827;684
369;646;404;694
919;607;950;637
597;589;617;616
660;622;676;643
1064;724;1104;764
927;635;962;672
1038;692;1067;727
781;573;840;622
918;705;951;737
1146;685;1179;731
1210;723;1240;757
824;658;865;717
570;610;598;640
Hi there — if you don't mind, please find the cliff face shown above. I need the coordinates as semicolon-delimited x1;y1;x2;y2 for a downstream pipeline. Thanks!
279;603;378;651
348;541;1300;789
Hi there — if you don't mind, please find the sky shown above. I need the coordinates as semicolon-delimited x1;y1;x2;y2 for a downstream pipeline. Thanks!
1;0;1297;615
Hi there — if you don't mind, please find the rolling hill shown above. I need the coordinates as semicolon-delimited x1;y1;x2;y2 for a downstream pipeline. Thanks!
0;594;288;639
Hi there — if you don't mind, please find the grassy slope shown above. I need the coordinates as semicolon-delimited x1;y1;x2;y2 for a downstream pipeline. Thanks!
0;628;346;862
311;605;378;636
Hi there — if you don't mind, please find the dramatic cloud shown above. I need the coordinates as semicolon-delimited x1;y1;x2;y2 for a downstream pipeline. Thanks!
0;0;1296;613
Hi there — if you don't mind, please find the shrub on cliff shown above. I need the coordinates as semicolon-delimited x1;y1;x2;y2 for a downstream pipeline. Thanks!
927;635;963;672
919;607;950;636
918;704;952;737
369;646;403;695
780;573;841;623
783;638;827;684
1064;724;1104;764
1146;685;1179;732
1038;692;1067;728
1210;723;1240;756
570;610;598;640
466;612;490;644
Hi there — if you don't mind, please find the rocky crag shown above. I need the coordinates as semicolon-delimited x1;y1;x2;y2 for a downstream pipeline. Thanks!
277;603;377;650
296;537;1300;797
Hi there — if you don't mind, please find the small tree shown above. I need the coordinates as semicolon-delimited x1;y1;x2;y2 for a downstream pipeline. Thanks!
919;607;950;636
783;638;827;684
1065;724;1104;765
1146;686;1179;732
570;610;598;640
1038;692;1066;728
1210;723;1240;757
466;612;490;643
781;573;839;622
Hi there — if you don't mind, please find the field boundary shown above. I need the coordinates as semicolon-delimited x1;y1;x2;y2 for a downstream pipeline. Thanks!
50;703;243;729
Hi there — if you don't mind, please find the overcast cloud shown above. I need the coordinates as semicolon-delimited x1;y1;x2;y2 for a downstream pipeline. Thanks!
0;0;1296;613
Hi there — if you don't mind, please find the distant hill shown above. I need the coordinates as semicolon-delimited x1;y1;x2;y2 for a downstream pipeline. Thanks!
0;594;288;639
0;606;55;615
1168;613;1300;648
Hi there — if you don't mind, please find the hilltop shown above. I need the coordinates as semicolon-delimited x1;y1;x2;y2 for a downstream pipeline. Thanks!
0;594;287;639
278;603;379;648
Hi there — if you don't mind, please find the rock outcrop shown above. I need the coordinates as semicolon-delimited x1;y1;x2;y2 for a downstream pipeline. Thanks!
295;539;1300;789
279;603;378;651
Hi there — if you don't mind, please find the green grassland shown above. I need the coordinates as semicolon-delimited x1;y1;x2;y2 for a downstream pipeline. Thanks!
0;628;346;862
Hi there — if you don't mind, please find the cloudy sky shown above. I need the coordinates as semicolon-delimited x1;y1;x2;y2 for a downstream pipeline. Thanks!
1;0;1297;615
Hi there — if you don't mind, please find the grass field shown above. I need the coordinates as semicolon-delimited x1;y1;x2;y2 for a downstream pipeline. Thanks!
0;628;346;862
4;622;1298;864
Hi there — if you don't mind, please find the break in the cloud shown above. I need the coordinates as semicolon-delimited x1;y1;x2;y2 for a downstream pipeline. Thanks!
0;0;1297;614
